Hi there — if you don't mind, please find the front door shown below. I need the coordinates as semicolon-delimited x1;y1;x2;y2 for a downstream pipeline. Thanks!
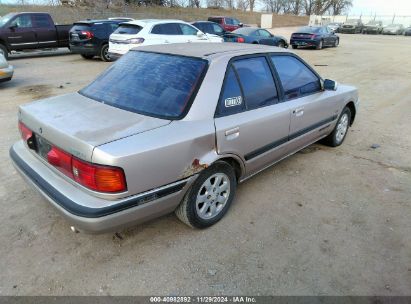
270;54;339;152
214;56;291;177
7;14;37;50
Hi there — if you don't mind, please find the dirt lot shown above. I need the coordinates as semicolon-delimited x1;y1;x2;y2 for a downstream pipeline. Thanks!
0;29;410;296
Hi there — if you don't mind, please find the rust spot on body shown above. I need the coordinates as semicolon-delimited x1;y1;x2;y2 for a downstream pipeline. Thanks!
181;159;208;178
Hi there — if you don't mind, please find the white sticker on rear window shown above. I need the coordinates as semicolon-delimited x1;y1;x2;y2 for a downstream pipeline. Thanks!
225;96;242;107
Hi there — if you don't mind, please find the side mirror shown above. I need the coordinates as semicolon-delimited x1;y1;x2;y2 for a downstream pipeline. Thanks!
239;23;244;27
197;31;205;37
324;79;338;91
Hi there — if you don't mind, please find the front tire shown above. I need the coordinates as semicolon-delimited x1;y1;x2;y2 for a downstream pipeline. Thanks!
175;162;237;229
333;38;339;47
323;107;351;147
278;41;285;48
100;44;111;62
292;45;298;49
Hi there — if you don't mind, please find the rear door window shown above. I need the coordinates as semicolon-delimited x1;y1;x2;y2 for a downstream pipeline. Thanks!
271;55;321;100
151;23;182;35
211;23;224;34
33;14;52;28
233;57;278;110
113;24;143;35
80;51;207;119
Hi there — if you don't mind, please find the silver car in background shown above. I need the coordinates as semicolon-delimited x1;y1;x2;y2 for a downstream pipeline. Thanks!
0;53;13;82
10;43;359;233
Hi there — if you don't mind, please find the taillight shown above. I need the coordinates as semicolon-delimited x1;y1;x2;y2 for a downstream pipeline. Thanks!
81;31;94;39
237;37;245;43
18;121;32;141
126;38;145;44
47;146;73;178
72;158;127;193
311;34;317;39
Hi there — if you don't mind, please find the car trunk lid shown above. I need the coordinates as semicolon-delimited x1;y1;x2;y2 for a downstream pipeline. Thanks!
19;92;171;162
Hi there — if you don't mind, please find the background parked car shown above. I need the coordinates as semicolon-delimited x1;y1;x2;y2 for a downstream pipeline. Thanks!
223;27;288;48
207;16;243;32
339;19;364;34
362;20;383;34
108;19;223;59
327;22;342;33
70;19;127;62
0;53;13;82
191;21;226;36
0;12;71;60
290;26;339;50
382;24;405;35
404;26;411;36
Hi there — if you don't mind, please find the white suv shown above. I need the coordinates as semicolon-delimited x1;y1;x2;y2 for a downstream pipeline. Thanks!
108;19;223;59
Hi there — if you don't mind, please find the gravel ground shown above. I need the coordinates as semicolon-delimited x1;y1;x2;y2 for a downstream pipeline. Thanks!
0;28;410;296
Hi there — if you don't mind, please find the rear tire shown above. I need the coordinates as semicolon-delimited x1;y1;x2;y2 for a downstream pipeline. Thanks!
0;44;8;60
292;45;298;49
175;161;237;229
100;44;111;62
316;40;323;50
322;107;351;147
81;54;94;60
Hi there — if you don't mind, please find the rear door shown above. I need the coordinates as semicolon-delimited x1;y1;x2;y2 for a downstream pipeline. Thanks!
214;56;291;176
6;14;37;50
257;29;276;46
270;54;339;153
32;14;57;48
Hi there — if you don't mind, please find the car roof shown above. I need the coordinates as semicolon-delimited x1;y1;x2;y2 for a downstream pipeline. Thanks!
132;43;289;59
121;19;187;26
74;19;122;24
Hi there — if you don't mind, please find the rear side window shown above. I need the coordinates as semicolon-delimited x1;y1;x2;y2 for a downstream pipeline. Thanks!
33;14;52;28
211;23;224;34
233;57;278;110
113;24;142;35
80;52;207;119
151;23;182;35
217;66;245;116
271;55;321;100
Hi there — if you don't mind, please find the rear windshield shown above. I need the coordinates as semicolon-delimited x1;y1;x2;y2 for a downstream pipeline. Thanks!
113;24;142;35
80;51;207;119
297;26;321;33
71;24;91;31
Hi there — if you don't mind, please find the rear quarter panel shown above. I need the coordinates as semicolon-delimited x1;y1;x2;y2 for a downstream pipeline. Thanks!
92;120;216;196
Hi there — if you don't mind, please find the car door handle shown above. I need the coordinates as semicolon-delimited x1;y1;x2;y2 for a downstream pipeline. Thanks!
225;127;240;140
293;107;304;116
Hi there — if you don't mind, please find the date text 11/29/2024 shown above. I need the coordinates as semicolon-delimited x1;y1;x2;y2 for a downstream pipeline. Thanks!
149;296;257;303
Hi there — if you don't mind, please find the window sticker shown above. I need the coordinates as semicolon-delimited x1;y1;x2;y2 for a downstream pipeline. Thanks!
225;96;242;107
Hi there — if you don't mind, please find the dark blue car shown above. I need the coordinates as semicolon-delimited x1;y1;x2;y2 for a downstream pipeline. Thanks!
290;26;339;50
223;27;288;48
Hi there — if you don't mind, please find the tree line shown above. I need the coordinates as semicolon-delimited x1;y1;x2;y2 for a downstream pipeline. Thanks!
50;0;353;14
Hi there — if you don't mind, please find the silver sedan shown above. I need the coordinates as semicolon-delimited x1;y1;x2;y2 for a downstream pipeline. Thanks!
0;53;13;82
10;43;359;233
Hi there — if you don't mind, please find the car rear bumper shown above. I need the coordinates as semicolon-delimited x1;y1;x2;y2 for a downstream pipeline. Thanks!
0;65;13;82
10;141;194;233
69;44;99;56
290;39;319;47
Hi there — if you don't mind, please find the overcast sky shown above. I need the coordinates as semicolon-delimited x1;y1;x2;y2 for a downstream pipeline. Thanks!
350;0;411;15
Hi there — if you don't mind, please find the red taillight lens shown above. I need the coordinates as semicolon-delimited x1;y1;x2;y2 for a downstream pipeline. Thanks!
311;34;317;39
237;37;245;43
18;121;32;141
81;31;94;39
47;146;73;178
72;158;127;193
